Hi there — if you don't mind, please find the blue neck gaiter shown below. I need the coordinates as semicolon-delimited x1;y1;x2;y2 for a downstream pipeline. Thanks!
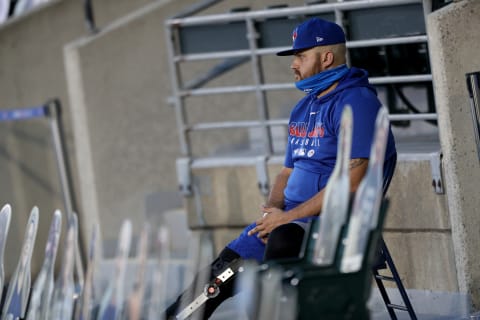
295;64;349;96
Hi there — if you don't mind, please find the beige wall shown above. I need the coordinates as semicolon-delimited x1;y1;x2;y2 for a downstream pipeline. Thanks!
185;155;457;292
64;0;188;256
63;0;305;256
0;0;306;269
384;158;456;292
427;0;480;308
0;0;160;276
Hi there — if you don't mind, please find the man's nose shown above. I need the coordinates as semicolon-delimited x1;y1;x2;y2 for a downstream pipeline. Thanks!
290;60;298;70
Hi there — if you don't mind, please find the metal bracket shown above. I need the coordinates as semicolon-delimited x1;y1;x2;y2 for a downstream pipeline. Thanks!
176;157;192;196
255;156;270;196
466;71;480;162
430;152;444;194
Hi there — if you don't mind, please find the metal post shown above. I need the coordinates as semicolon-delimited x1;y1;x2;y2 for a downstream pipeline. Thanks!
83;0;98;34
165;23;191;156
45;99;77;222
466;72;480;161
334;1;350;66
45;99;86;276
422;0;433;16
246;18;273;155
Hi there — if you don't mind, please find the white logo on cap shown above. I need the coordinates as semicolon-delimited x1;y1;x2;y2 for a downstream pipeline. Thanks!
316;37;324;42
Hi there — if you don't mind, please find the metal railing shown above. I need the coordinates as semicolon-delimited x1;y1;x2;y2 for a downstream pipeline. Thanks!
0;100;77;221
165;0;433;158
0;100;86;279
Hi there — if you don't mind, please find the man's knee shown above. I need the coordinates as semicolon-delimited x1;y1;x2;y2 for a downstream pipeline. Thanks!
263;223;305;261
212;247;240;276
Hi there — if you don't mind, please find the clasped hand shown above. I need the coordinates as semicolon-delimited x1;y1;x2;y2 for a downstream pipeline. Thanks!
247;206;291;244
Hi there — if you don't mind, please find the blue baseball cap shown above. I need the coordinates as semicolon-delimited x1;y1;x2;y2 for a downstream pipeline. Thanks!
276;18;346;56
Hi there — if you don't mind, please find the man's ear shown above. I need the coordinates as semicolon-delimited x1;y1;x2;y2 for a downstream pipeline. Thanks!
322;51;334;68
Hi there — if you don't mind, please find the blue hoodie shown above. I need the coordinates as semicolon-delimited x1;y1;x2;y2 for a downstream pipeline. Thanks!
283;67;396;213
227;67;397;262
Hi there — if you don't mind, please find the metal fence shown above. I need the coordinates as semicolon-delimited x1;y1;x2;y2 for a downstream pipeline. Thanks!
165;0;435;160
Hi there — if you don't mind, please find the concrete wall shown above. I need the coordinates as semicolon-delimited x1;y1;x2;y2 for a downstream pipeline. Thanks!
0;0;307;268
64;0;190;257
0;0;162;276
186;163;267;228
384;157;457;291
63;0;305;257
185;155;457;291
427;0;480;308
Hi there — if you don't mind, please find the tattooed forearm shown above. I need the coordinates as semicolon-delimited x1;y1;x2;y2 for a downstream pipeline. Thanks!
349;158;367;169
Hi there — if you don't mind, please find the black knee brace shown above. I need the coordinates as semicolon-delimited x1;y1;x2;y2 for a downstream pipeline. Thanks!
263;223;305;261
165;247;241;320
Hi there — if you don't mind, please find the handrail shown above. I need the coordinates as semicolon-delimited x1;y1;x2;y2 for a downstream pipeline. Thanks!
187;113;437;131
173;35;428;62
165;0;422;27
0;100;78;223
178;75;432;97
